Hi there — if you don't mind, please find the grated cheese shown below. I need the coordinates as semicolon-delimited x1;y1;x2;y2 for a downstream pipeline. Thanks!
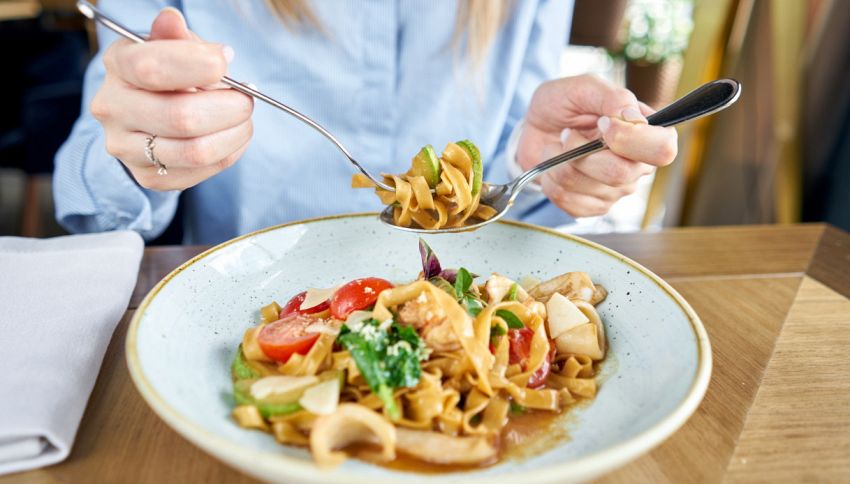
299;286;338;311
250;375;318;400
378;318;394;331
305;323;339;336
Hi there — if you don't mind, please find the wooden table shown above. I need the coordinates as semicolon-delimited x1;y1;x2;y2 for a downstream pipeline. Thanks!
8;224;850;483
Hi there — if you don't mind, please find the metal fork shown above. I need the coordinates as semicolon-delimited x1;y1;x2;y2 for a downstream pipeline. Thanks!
76;0;395;191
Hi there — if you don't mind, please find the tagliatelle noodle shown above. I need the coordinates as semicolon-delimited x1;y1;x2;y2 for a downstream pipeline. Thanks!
350;142;497;229
232;265;609;469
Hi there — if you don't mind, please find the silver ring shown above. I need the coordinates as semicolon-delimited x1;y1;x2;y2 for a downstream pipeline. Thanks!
144;135;168;176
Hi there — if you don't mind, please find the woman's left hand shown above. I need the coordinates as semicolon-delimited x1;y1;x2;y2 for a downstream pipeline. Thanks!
517;74;678;218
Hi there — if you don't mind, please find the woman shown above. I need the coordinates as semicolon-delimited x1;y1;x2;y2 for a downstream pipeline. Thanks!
54;0;676;244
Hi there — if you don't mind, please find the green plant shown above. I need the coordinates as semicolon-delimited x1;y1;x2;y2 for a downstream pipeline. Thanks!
613;0;694;64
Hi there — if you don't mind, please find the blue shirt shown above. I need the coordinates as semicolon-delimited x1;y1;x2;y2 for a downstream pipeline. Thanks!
54;0;575;244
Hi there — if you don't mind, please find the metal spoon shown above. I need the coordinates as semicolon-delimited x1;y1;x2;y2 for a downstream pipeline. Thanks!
382;78;742;233
76;0;396;191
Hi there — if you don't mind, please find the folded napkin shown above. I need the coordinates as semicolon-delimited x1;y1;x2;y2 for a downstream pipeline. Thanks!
0;231;143;475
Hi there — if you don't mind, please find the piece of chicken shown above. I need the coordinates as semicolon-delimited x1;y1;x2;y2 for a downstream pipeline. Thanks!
484;273;528;304
397;290;462;352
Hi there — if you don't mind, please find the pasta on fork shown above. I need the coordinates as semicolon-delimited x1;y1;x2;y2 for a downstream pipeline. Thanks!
352;141;498;230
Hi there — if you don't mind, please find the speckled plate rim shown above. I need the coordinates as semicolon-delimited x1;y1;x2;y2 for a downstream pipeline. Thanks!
126;213;712;484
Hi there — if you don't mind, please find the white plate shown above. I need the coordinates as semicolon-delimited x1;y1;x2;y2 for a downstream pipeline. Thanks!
127;214;711;483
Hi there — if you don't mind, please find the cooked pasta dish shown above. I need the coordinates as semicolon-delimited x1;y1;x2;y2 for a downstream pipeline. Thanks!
352;141;498;229
230;240;608;469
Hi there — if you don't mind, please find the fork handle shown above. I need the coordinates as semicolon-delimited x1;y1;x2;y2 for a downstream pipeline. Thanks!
646;79;741;128
512;79;742;193
76;0;396;191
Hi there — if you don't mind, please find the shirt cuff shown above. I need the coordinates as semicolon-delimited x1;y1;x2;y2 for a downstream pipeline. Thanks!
57;134;179;240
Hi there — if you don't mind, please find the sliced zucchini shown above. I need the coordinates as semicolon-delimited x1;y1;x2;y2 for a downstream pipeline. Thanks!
231;370;344;418
231;345;260;381
456;140;483;196
410;144;441;188
232;380;302;418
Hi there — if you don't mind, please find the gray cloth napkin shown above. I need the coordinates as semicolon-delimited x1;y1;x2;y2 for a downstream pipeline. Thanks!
0;231;143;475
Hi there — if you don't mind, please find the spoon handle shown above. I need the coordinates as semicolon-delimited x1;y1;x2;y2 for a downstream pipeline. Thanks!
512;79;742;192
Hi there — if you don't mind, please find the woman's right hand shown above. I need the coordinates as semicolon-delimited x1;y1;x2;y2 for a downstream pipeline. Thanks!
91;8;254;191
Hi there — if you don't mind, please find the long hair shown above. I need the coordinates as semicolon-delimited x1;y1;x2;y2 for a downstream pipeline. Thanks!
265;0;506;67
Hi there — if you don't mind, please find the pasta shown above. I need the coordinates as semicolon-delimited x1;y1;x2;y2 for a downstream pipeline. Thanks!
230;240;608;470
352;141;498;229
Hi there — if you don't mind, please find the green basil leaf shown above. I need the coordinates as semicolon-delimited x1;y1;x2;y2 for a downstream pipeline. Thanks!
463;296;483;317
454;267;473;299
490;324;506;337
393;322;420;346
336;319;425;422
376;384;399;420
496;309;524;329
338;331;386;392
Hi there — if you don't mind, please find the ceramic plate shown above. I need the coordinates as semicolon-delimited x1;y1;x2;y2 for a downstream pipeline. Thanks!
127;214;711;483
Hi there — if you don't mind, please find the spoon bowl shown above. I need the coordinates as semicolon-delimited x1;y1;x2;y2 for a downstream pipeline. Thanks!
382;78;742;234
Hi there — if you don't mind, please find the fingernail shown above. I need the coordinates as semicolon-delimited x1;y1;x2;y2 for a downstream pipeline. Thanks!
245;82;258;90
161;7;187;29
622;107;645;123
222;45;235;63
559;128;571;145
597;116;610;134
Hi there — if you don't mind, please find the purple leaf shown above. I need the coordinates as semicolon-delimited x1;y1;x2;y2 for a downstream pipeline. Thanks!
438;269;457;284
419;239;442;279
438;269;478;285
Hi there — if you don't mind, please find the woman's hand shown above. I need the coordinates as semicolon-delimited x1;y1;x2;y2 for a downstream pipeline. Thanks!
91;8;254;191
517;74;677;217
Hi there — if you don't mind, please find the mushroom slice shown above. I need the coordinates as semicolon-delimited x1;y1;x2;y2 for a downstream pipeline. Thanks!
528;271;595;303
309;403;396;468
393;428;497;465
590;284;608;306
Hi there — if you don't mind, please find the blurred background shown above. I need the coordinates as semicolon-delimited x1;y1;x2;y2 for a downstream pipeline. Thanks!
1;0;848;240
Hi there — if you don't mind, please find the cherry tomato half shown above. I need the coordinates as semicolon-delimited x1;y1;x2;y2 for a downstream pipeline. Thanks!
330;277;394;320
279;291;330;318
528;345;556;389
258;314;321;362
507;328;554;389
